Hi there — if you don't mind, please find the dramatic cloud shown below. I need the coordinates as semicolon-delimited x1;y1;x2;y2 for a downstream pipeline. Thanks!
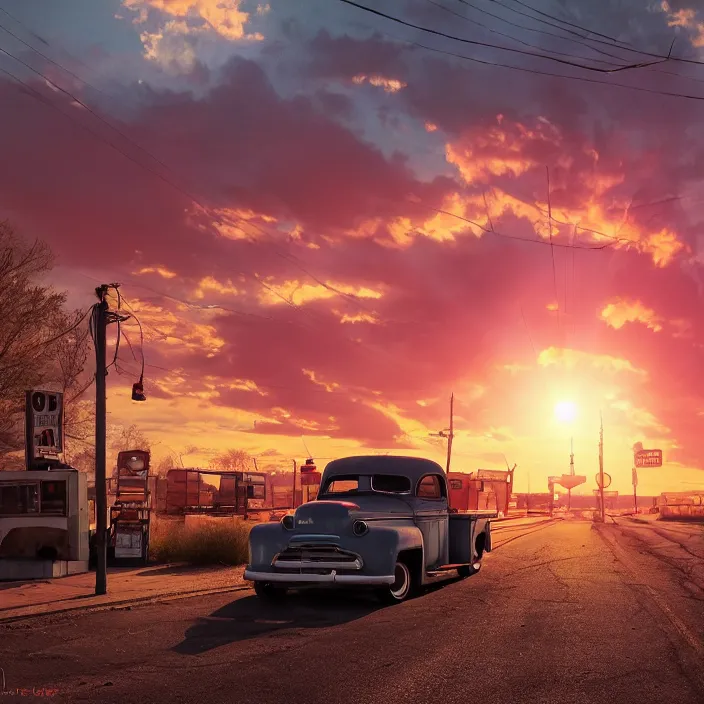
1;0;704;494
600;299;664;333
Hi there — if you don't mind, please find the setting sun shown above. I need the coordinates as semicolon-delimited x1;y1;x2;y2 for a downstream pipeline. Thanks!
554;401;578;424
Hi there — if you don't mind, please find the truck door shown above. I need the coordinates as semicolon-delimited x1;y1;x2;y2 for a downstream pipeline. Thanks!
415;474;449;569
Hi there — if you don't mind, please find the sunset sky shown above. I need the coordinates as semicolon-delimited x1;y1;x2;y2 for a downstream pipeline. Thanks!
3;0;704;496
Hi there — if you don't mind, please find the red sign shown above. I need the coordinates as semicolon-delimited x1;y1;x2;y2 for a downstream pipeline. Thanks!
300;460;317;473
300;471;320;486
634;449;662;468
595;472;612;489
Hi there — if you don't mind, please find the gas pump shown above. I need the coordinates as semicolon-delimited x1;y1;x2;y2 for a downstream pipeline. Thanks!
299;458;321;504
109;450;151;563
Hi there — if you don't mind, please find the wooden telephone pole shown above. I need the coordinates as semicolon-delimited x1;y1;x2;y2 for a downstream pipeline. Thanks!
93;287;109;596
430;393;454;474
598;412;605;523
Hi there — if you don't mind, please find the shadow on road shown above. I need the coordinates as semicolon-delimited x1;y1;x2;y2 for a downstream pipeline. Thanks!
133;565;230;577
172;590;380;655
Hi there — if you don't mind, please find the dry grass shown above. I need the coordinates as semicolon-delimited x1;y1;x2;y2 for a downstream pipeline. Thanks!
149;518;251;565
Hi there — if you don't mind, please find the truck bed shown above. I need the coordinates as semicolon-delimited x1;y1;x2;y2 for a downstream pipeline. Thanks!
450;509;498;518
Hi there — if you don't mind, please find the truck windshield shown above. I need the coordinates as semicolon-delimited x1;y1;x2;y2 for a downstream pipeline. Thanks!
324;477;359;494
321;474;411;495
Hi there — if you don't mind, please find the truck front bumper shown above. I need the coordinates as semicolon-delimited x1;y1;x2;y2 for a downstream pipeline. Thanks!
244;569;395;585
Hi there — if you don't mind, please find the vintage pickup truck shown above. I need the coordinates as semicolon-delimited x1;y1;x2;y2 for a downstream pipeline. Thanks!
245;455;496;604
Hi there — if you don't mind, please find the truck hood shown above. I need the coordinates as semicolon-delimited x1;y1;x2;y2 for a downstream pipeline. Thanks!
292;496;412;534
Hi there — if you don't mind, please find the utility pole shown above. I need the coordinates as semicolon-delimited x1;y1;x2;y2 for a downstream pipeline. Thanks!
598;412;605;523
446;392;454;475
94;286;109;596
292;459;297;509
568;436;574;512
430;392;454;475
632;466;638;515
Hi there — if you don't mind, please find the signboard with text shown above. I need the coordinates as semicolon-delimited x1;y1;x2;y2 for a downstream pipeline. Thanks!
301;471;321;487
24;390;63;468
634;449;662;468
476;469;509;482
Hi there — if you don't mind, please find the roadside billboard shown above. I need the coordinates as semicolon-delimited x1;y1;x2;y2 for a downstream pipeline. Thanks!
634;449;662;468
24;390;63;469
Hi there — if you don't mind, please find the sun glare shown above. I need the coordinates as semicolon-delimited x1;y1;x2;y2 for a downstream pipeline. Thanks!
554;401;577;424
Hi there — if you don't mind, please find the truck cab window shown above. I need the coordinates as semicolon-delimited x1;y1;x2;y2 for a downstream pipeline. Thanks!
323;477;359;494
417;475;443;499
371;475;411;493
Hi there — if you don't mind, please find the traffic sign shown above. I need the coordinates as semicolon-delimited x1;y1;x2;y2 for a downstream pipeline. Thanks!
558;474;586;490
634;449;662;468
24;389;63;468
595;472;612;489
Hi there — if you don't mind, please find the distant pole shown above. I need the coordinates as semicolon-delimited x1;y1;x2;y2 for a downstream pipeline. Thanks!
429;392;454;476
598;412;605;523
568;436;574;512
292;459;297;509
632;466;638;515
94;287;109;596
446;392;454;474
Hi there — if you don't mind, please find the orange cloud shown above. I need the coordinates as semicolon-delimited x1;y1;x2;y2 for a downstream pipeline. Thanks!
136;265;177;279
303;369;340;392
538;347;646;376
661;1;704;46
124;0;263;69
336;311;378;324
129;299;225;355
257;279;383;306
600;298;663;332
446;115;563;184
192;276;241;299
352;74;407;92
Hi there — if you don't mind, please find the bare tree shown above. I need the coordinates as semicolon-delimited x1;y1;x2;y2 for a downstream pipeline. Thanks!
0;222;90;465
210;448;253;472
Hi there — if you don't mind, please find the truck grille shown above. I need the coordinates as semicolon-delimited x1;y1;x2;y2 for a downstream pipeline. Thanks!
272;544;362;571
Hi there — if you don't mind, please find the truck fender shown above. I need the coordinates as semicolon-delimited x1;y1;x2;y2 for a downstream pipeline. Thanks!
484;522;493;553
394;525;424;565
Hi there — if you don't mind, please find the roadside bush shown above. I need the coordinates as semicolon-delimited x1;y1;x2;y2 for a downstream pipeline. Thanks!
149;519;251;565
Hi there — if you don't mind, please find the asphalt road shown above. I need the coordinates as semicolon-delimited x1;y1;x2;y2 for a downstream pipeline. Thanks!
1;517;703;704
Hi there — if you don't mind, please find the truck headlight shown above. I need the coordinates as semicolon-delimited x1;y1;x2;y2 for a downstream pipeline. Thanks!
353;520;368;536
281;515;294;530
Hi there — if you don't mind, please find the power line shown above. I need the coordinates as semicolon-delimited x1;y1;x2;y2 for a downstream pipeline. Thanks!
483;0;634;49
338;0;666;73
409;199;613;250
546;166;560;339
422;0;625;65
0;18;111;100
494;0;637;46
486;0;704;67
520;306;537;357
372;29;704;103
452;0;631;62
28;306;92;352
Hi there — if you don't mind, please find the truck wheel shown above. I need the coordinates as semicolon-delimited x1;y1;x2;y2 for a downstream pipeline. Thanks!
458;562;481;578
253;581;287;601
376;559;417;605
